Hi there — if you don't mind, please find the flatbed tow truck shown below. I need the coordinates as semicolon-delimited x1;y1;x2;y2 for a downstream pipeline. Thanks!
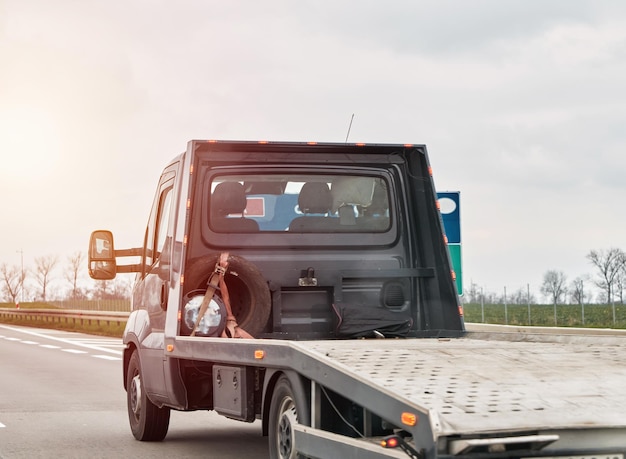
89;140;626;458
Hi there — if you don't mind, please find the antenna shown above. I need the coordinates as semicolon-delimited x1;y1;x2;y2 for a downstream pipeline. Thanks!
344;113;355;143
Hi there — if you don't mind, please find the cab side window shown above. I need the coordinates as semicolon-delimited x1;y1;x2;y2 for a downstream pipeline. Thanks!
154;186;173;261
145;177;174;270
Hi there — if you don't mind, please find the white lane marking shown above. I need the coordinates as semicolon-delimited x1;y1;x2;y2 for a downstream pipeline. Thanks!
22;340;39;345
65;338;126;349
0;421;5;428
93;355;122;361
40;344;61;349
76;338;119;343
4;337;20;341
0;325;122;356
61;349;88;354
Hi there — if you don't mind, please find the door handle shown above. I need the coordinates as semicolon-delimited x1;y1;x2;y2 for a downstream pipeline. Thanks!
160;282;168;310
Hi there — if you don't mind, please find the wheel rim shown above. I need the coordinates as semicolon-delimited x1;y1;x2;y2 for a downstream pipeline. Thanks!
130;373;142;419
277;397;298;459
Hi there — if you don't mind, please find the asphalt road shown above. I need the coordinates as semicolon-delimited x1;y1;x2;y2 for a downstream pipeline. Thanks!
0;324;269;459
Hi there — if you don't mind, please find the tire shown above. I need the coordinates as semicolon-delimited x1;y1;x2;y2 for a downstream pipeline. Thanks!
126;350;170;441
268;375;310;459
184;254;271;337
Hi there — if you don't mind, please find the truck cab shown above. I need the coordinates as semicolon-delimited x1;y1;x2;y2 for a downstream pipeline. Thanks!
90;140;463;341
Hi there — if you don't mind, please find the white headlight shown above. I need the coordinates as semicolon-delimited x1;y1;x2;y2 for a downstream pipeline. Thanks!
183;291;227;336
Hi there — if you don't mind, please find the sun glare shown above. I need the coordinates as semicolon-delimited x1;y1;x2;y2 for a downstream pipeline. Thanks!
0;106;62;182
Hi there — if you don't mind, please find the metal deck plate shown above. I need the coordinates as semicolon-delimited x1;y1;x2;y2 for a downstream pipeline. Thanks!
300;336;626;436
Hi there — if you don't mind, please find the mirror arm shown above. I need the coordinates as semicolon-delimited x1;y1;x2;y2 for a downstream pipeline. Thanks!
114;248;143;257
116;264;143;274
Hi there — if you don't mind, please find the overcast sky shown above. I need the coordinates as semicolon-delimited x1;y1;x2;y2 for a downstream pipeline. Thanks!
1;1;626;300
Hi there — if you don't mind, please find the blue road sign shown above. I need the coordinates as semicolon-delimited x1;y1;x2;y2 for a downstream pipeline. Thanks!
437;191;462;295
437;191;460;244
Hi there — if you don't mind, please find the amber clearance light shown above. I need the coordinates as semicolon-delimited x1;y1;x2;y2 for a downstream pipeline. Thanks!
401;412;418;427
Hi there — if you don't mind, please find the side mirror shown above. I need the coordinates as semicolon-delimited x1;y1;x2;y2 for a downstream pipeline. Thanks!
88;230;117;280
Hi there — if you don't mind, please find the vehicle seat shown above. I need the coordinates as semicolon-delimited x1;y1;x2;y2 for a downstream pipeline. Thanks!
361;179;390;230
210;182;259;232
289;182;338;232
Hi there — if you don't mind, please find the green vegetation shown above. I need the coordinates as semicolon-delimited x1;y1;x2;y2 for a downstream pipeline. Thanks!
463;303;626;329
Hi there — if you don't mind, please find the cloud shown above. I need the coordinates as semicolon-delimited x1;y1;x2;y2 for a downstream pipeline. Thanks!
284;1;624;57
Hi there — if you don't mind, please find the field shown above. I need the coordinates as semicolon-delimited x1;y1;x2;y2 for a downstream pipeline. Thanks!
463;302;626;329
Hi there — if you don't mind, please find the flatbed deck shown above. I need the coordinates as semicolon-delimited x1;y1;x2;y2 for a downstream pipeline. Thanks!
173;330;626;443
303;335;626;436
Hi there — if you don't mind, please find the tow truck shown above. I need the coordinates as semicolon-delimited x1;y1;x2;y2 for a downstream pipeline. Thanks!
88;140;626;458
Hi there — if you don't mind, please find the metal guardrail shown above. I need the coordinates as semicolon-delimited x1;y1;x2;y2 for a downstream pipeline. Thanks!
0;308;129;327
48;299;130;312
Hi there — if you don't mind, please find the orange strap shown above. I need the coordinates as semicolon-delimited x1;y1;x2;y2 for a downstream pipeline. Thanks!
217;253;253;339
191;252;253;339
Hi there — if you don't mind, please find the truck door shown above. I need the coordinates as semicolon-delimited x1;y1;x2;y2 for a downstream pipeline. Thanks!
132;167;176;402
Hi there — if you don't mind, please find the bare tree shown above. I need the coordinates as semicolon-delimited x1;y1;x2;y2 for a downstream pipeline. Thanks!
464;282;481;303
0;263;22;303
570;277;587;305
482;289;500;304
509;287;535;305
65;251;85;299
616;271;626;304
91;279;110;299
111;276;132;299
34;255;59;302
540;270;567;306
92;277;131;300
587;248;626;304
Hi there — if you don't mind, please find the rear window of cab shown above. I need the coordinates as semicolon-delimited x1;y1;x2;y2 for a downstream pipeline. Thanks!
205;172;391;234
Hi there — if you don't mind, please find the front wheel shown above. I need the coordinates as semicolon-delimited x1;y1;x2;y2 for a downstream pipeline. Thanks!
268;375;310;459
126;350;170;441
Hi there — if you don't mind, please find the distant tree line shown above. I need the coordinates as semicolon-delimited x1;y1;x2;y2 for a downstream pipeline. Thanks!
465;247;626;306
4;247;626;307
0;251;131;304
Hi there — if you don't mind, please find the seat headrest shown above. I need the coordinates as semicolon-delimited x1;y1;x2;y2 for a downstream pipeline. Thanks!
298;182;332;214
212;182;247;216
331;177;375;213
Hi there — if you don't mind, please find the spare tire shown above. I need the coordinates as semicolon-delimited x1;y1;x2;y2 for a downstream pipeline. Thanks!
183;254;271;337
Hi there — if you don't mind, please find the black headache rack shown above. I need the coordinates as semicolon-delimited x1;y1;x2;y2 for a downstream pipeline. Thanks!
182;140;464;340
